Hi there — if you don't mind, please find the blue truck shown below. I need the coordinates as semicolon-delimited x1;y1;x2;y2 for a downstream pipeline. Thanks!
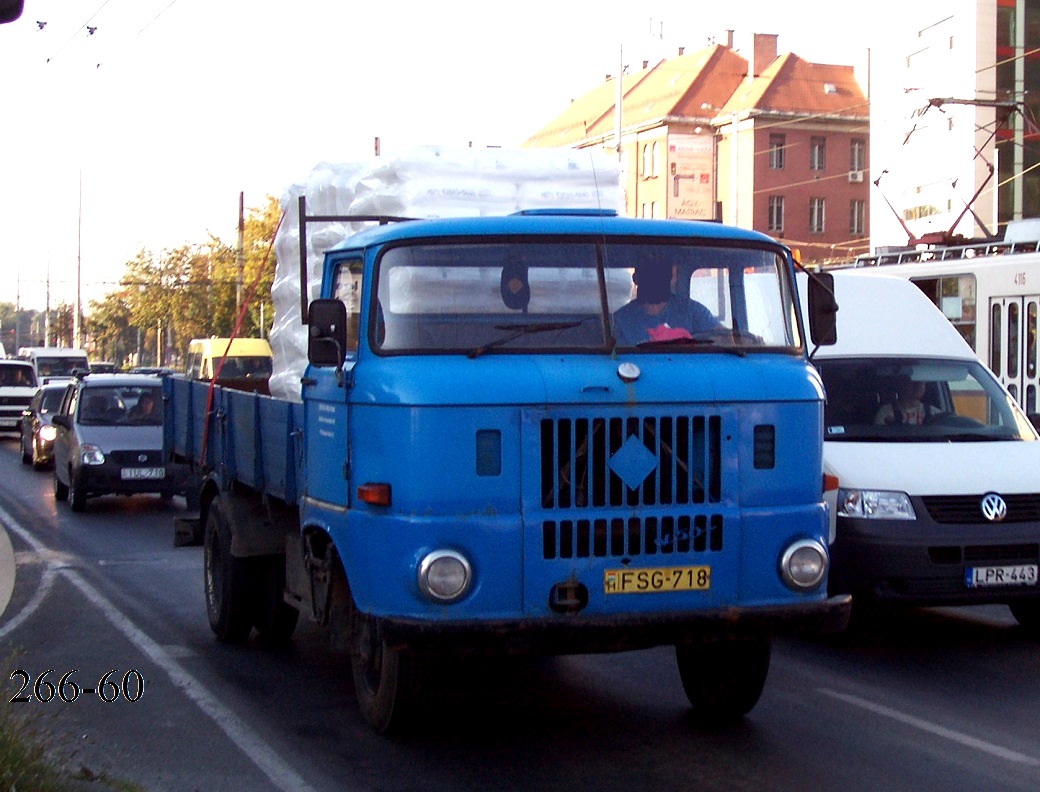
167;207;849;733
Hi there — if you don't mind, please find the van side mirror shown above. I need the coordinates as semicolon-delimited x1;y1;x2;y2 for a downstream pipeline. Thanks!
308;299;348;368
807;272;837;346
52;415;70;430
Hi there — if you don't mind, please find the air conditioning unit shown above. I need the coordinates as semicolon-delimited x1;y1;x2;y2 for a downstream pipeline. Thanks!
848;170;864;183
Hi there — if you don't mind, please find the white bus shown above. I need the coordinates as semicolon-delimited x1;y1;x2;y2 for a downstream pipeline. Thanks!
844;225;1040;418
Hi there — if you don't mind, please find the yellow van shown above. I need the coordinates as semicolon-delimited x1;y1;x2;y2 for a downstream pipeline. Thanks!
185;338;272;395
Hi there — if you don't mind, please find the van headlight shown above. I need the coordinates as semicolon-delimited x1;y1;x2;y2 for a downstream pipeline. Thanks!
39;424;57;442
837;488;915;520
417;550;472;603
780;539;828;591
80;444;105;466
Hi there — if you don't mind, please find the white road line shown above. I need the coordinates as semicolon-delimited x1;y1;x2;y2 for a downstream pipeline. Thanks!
819;687;1040;766
0;506;321;792
0;524;14;617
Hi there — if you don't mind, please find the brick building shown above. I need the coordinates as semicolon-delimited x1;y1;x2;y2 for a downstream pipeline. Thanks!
525;33;870;265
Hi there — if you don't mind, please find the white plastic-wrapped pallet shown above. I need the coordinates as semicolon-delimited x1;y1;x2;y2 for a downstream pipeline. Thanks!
267;146;624;402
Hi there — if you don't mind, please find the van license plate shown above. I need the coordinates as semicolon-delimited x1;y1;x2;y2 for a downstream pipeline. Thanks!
121;467;165;480
965;565;1037;588
604;565;710;594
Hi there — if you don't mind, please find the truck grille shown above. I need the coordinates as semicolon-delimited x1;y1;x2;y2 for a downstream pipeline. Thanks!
539;415;721;509
543;514;723;560
921;494;1040;523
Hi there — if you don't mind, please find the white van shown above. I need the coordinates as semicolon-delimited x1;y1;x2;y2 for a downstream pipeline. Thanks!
18;346;89;385
800;271;1040;628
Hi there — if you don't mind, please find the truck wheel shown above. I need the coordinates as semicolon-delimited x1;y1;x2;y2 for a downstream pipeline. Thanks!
675;638;771;727
1010;601;1040;631
203;502;253;643
350;601;419;734
253;555;299;644
53;471;69;502
70;476;88;512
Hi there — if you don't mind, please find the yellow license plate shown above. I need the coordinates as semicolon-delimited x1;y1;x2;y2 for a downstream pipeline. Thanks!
604;565;711;594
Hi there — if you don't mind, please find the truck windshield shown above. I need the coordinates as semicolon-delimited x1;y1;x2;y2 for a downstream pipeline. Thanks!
817;357;1037;442
370;239;797;354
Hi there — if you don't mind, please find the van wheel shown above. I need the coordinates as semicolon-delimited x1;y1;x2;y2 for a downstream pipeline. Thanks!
1010;600;1040;631
53;472;69;502
203;501;253;643
676;639;771;727
70;476;88;512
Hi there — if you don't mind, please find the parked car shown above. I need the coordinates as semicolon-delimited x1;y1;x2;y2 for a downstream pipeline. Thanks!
51;374;189;512
20;383;67;470
0;359;37;434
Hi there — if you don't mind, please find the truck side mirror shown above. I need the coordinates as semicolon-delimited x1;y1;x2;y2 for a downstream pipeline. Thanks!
807;272;837;347
308;299;348;368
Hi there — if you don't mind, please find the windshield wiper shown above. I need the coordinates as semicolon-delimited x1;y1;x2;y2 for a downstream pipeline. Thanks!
467;319;592;359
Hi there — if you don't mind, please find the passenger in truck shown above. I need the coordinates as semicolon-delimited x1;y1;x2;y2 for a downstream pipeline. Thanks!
612;263;722;346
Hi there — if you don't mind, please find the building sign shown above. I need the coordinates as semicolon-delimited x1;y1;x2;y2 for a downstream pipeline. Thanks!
668;135;715;220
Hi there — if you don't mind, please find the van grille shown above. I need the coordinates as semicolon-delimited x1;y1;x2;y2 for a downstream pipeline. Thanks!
539;415;721;509
921;494;1040;523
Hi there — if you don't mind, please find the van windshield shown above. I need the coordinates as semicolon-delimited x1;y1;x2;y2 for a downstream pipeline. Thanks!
817;357;1036;442
368;239;798;355
36;357;87;377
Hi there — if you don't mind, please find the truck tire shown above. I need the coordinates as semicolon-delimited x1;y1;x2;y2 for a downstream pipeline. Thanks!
253;555;299;644
53;471;69;502
203;501;253;643
675;638;771;727
342;564;419;734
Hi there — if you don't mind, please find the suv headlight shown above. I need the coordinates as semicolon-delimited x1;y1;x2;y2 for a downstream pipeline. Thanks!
837;488;915;520
80;444;105;466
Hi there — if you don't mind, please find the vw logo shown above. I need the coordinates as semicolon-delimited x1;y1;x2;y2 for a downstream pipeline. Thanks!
980;493;1008;522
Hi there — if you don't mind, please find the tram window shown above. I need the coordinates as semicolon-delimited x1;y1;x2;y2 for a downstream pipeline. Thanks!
991;303;1002;377
1028;301;1038;380
1028;384;1037;415
1009;302;1020;379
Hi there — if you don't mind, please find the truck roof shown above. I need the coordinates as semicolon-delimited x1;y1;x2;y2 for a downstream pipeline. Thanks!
328;212;784;253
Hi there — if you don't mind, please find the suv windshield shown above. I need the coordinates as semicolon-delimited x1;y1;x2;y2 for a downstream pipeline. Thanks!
78;386;163;426
365;239;797;355
817;357;1036;442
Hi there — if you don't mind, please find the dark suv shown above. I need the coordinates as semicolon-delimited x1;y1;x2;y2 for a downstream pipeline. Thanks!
51;374;189;511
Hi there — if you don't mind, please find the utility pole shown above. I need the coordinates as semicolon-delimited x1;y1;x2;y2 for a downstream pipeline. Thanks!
74;169;82;349
236;191;245;315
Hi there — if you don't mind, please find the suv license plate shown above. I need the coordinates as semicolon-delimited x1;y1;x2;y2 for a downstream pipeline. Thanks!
604;565;710;594
965;564;1038;588
121;467;165;481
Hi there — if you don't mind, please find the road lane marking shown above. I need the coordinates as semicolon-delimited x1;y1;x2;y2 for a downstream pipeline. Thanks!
0;524;15;618
0;506;324;792
819;688;1040;766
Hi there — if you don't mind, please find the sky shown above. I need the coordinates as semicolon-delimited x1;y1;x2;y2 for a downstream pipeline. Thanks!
0;0;895;313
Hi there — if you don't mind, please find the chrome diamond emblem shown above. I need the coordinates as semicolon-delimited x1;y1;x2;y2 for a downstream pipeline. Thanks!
609;435;657;490
980;493;1007;522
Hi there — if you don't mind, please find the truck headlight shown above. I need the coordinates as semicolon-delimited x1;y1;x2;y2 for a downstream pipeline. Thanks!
417;550;472;603
837;488;915;520
80;444;105;466
780;538;828;591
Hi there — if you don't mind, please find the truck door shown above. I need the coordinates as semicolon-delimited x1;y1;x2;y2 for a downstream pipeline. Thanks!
303;259;362;507
989;295;1040;414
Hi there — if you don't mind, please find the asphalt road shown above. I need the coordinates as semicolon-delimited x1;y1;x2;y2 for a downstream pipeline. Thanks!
0;434;1038;792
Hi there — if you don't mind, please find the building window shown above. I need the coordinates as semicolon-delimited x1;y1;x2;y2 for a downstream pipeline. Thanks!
641;144;650;177
810;137;826;171
850;139;865;172
809;198;826;234
849;199;865;236
769;135;786;169
768;196;784;232
651;141;659;177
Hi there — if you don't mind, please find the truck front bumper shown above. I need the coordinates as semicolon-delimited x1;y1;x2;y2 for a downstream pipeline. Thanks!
378;595;851;655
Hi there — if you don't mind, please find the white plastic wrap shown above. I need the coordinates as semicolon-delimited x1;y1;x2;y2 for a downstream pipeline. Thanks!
268;146;624;402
